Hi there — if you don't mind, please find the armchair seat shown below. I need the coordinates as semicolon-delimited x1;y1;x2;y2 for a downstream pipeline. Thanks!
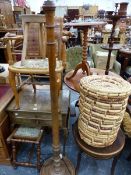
10;59;63;73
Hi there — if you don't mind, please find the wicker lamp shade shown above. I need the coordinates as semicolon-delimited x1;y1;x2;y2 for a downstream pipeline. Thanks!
78;75;131;147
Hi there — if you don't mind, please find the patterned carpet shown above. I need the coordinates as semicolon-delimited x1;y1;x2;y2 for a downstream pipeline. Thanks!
0;90;131;175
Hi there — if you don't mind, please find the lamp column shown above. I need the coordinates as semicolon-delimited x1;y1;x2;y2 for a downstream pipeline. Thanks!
40;1;75;175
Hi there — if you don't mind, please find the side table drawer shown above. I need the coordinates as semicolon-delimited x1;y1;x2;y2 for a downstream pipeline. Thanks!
9;112;62;127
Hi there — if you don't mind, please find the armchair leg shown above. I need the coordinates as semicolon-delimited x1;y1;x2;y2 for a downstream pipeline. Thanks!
30;75;36;93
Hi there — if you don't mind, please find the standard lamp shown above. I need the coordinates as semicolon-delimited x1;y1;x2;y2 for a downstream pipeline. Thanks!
40;1;75;175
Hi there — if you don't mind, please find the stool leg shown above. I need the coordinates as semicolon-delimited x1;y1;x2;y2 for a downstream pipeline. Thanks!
76;149;83;175
111;154;121;175
12;141;16;168
37;143;41;171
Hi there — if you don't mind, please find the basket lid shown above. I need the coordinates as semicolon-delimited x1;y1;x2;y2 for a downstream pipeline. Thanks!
80;75;131;95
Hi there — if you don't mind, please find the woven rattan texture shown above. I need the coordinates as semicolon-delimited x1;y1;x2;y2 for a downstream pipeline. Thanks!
78;75;131;147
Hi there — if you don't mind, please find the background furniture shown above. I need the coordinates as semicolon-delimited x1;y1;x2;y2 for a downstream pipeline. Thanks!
90;44;121;74
13;6;31;27
102;3;127;75
73;121;125;175
118;46;131;78
67;9;79;22
0;0;14;27
0;84;14;164
7;126;43;170
79;5;98;19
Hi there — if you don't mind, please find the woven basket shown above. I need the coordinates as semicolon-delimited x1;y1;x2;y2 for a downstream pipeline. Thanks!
78;75;131;147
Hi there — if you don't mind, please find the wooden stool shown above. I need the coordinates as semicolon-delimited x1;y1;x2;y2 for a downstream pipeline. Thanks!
7;126;43;170
73;121;125;175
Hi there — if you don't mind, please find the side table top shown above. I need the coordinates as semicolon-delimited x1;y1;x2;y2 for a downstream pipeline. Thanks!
6;88;70;114
73;121;125;159
64;68;119;92
64;21;106;28
101;44;123;51
119;47;131;55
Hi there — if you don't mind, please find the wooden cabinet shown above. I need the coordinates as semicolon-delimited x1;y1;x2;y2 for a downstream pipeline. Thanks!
0;84;14;164
0;0;14;27
0;114;10;163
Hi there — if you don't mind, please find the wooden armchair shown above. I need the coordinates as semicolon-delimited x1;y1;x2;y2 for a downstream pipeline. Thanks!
8;14;63;109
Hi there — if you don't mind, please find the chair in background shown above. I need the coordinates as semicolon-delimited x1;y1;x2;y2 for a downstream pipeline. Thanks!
90;44;121;74
55;17;68;70
66;45;94;73
55;17;73;71
7;14;63;109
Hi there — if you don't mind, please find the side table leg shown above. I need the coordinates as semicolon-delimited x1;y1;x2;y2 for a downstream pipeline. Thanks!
111;154;121;175
76;149;83;175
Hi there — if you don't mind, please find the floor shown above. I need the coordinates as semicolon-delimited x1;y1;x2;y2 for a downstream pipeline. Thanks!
0;90;131;175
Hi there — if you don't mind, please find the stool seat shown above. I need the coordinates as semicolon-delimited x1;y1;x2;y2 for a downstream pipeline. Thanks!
73;121;125;175
14;127;42;140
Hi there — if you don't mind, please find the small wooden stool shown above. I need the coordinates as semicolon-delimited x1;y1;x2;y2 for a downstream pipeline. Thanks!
7;126;43;170
73;121;125;175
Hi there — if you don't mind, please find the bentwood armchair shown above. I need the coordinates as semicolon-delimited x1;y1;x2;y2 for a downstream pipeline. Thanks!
8;14;63;109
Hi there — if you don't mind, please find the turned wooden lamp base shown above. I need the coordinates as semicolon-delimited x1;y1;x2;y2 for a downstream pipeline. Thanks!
40;156;75;175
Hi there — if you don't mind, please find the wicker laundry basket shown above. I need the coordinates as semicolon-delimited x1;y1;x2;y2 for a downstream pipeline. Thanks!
78;75;131;147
